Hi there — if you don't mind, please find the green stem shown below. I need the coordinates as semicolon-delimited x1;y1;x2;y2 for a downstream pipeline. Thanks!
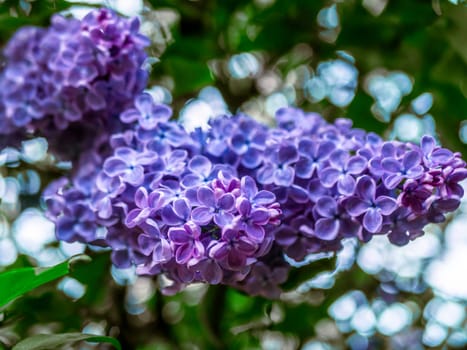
199;284;227;350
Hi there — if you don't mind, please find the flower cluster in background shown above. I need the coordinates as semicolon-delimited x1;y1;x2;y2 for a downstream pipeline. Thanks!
0;8;149;160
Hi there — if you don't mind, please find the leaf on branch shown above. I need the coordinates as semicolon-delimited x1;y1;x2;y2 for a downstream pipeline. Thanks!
0;254;91;307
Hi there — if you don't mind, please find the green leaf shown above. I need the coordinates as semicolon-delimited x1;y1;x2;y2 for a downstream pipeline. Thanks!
0;255;91;307
12;332;121;350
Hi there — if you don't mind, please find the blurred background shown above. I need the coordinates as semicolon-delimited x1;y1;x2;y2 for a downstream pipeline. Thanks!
1;0;467;349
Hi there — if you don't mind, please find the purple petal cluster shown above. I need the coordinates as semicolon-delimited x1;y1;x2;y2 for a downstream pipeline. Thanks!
45;98;466;298
201;108;466;254
0;9;149;160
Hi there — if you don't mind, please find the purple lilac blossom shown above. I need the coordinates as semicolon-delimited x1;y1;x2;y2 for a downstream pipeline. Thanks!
45;104;467;298
0;8;150;161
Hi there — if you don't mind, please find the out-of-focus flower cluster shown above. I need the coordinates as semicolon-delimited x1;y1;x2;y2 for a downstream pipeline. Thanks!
44;99;467;297
0;8;149;160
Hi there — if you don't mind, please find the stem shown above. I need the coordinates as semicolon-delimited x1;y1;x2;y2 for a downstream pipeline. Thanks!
198;284;227;350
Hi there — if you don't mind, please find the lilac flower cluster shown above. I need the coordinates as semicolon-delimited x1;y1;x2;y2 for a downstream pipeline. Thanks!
45;101;466;298
0;9;149;160
196;108;467;259
45;99;288;296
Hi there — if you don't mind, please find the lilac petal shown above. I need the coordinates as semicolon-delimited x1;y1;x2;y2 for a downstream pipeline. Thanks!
169;149;188;163
434;198;461;212
210;242;229;260
125;208;149;227
192;207;214;225
421;135;435;155
315;218;339;240
152;104;172;120
375;196;397;215
403;151;421;170
175;244;193;264
214;212;234;227
339;218;361;237
193;240;205;259
345;197;369;217
115;147;136;162
356;176;376;201
135;93;154;112
237;197;251;217
138;234;155;256
112;250;131;268
181;174;202;188
161;206;184;225
448;168;467;183
227;252;246;269
337;174;356;195
137;151;158;166
430;148;453;164
317;141;335;159
257;163;275;185
200;260;223;284
96;197;112;219
347;156;367;175
388;231;410;246
173;199;190;220
288;185;309;203
308;178;329;202
329;149;348;169
278;145;298;164
123;166;144;186
189;155;211;177
218;194;235;211
11;107;31;126
275;227;297;246
363;209;383;233
246;224;265;243
298;138;315;156
103;157;127;176
56;218;76;242
250;208;270;225
139;115;158;130
221;227;237;241
382;158;402;173
383;173;402;189
242;148;263;169
197;186;215;207
295;158;314;179
86;91;105;110
177;265;195;283
241;176;258;199
406;165;424;179
286;241;307;261
120;109;140;123
140;219;161;237
274;166;295;187
381;142;396;158
168;227;191;244
231;133;248;154
134;187;148;208
315;196;337;218
153;238;172;263
148;191;164;210
252;189;275;205
236;237;257;255
319;167;341;187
